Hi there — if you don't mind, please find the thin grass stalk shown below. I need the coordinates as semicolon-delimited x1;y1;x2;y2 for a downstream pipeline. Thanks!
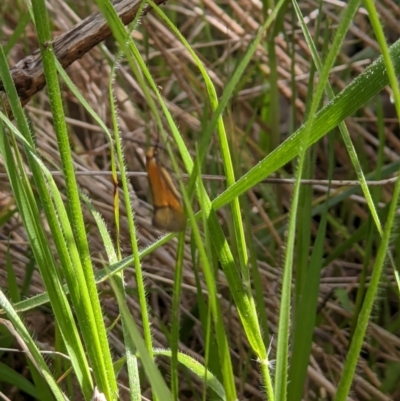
170;234;185;400
147;3;277;396
202;305;213;401
57;46;145;397
167;145;237;399
265;37;280;152
351;98;385;336
3;12;31;56
183;0;287;225
288;130;334;401
55;56;146;394
108;65;142;399
334;1;400;398
189;201;216;400
104;7;152;390
51;6;154;395
92;2;237;397
293;0;323;310
275;0;362;397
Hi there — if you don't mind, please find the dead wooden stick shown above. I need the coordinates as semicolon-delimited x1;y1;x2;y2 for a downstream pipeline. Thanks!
0;0;168;107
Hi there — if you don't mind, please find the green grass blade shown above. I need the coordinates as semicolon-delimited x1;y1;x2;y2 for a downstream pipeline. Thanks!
30;1;118;397
335;1;400;398
0;293;68;400
213;37;400;211
295;0;383;241
6;246;20;303
0;361;39;398
0;48;94;398
108;276;174;401
146;3;275;397
154;349;226;400
107;52;155;365
83;191;142;400
108;67;143;401
170;234;185;400
275;0;361;395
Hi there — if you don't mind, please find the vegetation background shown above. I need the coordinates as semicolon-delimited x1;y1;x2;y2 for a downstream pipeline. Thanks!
0;0;399;400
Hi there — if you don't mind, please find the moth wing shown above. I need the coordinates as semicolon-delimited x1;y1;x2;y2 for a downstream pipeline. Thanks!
153;206;186;232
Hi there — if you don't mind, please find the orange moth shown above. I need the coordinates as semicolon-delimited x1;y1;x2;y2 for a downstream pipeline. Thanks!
145;147;186;232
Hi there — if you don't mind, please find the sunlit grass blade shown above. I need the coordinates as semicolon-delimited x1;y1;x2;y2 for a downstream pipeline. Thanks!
213;37;400;211
92;1;270;399
294;0;383;239
275;0;361;395
30;0;119;397
335;1;400;398
83;191;142;400
146;3;277;397
6;235;174;314
154;349;226;400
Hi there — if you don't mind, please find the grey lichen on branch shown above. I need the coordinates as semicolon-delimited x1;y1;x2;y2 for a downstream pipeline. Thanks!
0;0;169;109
